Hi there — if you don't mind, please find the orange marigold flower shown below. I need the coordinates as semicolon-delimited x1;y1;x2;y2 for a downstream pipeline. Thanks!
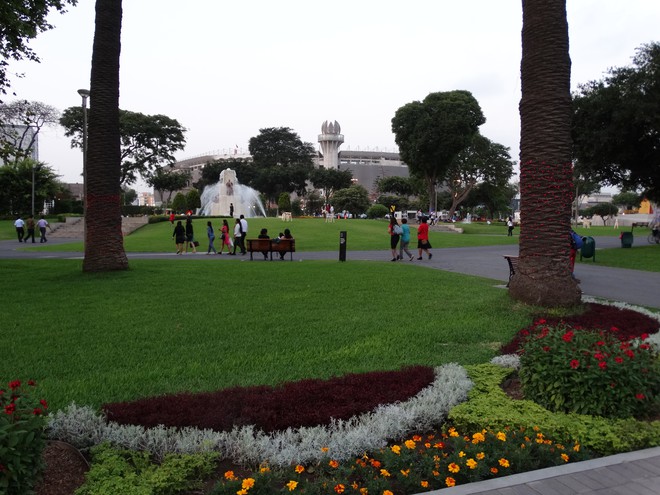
334;483;345;494
476;452;485;460
421;480;429;488
458;451;466;457
498;458;510;468
496;431;507;441
467;458;478;469
490;467;499;474
329;460;339;469
259;465;270;473
391;445;401;455
561;453;569;462
425;442;431;448
445;476;456;487
434;442;445;449
400;469;410;477
370;459;381;468
321;447;329;452
286;480;298;491
380;469;391;477
573;443;581;452
405;439;416;449
294;465;305;474
448;463;460;473
448;427;459;437
351;482;359;490
383;491;394;495
241;478;255;490
432;470;440;477
224;470;237;481
237;490;248;495
472;432;485;443
359;489;368;495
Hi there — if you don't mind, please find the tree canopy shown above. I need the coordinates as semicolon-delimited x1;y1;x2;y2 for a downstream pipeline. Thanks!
60;107;187;185
391;90;485;211
572;42;660;201
0;1;77;98
309;167;353;200
147;167;190;206
0;159;61;215
0;100;60;164
331;185;370;214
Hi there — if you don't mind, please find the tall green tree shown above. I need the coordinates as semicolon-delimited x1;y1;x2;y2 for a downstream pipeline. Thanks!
331;185;370;215
391;90;485;212
510;0;579;307
612;191;642;211
0;0;77;98
0;100;60;163
248;127;315;205
0;159;61;214
147;167;190;207
445;133;515;218
309;167;353;200
466;182;518;220
185;188;201;211
572;42;660;201
60;107;186;185
83;0;128;272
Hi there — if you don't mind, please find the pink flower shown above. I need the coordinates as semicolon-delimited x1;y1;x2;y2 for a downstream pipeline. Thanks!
562;331;574;342
570;360;580;369
599;361;607;370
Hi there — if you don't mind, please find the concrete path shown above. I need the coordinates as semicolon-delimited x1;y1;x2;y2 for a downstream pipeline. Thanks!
2;235;659;494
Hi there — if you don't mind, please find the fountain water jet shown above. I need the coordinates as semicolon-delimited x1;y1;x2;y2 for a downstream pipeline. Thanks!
199;168;266;217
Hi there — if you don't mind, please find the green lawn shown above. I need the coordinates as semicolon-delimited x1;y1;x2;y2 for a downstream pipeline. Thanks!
2;258;536;411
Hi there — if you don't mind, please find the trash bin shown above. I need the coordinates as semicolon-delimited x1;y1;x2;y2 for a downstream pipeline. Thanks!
620;231;634;248
580;236;596;261
339;231;347;261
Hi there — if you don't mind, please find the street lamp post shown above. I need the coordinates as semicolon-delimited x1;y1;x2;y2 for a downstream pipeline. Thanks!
31;163;35;217
78;89;90;244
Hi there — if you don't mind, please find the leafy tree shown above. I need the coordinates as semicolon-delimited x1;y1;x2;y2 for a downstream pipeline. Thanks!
171;192;187;213
466;182;518;220
83;0;128;272
309;167;353;200
367;203;389;219
509;0;580;307
0;0;77;98
303;190;323;216
185;188;201;211
0;159;61;214
277;192;291;213
148;167;190;207
573;43;660;201
584;202;619;225
60;107;187;185
572;159;602;223
391;90;485;211
0;100;60;163
331;185;370;214
445;133;515;218
121;186;137;206
376;195;409;212
376;176;415;196
612;191;642;211
248;127;315;205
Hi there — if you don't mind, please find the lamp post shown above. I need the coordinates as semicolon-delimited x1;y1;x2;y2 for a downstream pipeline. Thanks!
31;163;35;217
78;89;90;244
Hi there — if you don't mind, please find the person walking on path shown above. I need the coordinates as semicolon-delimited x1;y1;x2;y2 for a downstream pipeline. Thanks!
399;218;414;261
37;216;51;243
416;216;433;260
14;216;25;243
24;215;36;243
230;218;244;255
172;220;186;254
206;221;217;254
507;216;514;236
185;216;197;253
388;215;402;261
219;219;232;254
239;215;248;255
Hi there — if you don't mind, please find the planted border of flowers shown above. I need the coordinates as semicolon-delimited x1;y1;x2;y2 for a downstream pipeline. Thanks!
47;363;473;466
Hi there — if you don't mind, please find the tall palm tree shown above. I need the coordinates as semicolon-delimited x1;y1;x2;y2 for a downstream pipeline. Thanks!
83;0;128;272
509;0;580;306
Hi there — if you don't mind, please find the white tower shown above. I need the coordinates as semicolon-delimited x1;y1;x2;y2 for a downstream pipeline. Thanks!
318;120;344;169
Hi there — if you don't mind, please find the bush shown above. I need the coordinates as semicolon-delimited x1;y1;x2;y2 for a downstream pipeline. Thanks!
519;322;660;418
367;204;389;219
0;380;49;495
76;443;218;495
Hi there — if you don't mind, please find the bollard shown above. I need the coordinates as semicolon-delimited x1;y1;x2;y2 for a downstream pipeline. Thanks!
339;231;347;261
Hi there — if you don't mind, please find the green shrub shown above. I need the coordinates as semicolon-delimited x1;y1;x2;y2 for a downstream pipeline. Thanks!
519;323;660;418
449;364;660;456
0;380;50;495
366;204;388;219
75;443;218;495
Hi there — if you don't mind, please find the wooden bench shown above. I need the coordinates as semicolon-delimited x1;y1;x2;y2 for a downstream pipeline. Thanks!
503;255;519;287
246;238;296;260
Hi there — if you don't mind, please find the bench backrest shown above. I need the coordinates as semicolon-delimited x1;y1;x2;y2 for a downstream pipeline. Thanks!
272;238;295;252
247;239;271;251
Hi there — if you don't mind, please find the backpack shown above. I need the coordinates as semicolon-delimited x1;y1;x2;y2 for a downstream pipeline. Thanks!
570;231;583;249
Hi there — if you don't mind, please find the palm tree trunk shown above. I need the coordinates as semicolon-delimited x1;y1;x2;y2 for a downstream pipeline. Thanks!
509;0;580;306
83;0;128;272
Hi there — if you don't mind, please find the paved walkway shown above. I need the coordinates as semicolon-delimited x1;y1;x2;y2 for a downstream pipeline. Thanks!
2;236;659;494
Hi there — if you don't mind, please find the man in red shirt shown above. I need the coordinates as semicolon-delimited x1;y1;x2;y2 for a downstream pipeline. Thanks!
416;217;433;260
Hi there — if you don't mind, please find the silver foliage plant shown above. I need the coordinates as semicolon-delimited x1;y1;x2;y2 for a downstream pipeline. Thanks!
47;363;472;465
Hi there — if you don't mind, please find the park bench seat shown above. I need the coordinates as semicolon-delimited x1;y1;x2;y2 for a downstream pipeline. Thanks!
247;238;296;261
503;255;518;287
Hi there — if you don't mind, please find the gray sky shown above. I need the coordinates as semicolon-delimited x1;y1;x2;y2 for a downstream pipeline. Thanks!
7;1;660;191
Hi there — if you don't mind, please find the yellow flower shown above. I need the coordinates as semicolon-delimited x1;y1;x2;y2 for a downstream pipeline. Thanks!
224;470;237;481
448;427;459;437
496;431;507;442
294;465;305;474
472;432;485;443
466;458;478;470
241;478;255;490
420;480;429;488
445;476;456;487
498;458;510;468
573;443;581;452
425;442;431;448
237;490;248;495
458;451;466;457
329;459;339;469
400;469;410;477
476;452;485;460
405;439;416;450
286;480;298;491
561;453;570;462
259;465;270;473
448;463;460;473
359;488;368;495
321;447;329;453
384;491;394;495
380;469;391;477
391;445;401;455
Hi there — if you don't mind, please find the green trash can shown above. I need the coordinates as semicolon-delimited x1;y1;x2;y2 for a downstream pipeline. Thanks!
620;231;634;248
580;236;596;261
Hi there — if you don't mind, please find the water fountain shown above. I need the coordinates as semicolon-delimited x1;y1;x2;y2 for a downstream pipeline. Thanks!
199;168;266;217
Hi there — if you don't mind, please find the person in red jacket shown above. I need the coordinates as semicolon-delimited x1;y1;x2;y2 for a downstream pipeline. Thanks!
416;217;433;260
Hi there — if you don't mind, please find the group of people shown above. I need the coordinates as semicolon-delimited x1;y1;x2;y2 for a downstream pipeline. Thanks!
388;215;433;262
14;215;52;244
256;227;294;260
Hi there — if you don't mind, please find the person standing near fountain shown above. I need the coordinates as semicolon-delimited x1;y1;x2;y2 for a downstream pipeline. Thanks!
229;203;234;217
239;215;248;255
219;219;232;254
206;221;217;255
172;220;186;254
231;218;243;255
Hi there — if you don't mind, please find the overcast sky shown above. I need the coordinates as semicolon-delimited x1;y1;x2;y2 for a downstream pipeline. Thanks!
6;1;660;191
